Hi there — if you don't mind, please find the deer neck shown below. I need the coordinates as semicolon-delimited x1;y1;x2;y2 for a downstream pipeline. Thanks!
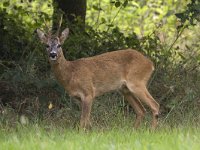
50;50;71;85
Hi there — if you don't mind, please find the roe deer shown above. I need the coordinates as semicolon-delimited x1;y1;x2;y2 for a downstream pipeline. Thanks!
36;28;160;129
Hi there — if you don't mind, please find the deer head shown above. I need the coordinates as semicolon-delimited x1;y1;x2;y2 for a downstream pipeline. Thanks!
36;28;69;61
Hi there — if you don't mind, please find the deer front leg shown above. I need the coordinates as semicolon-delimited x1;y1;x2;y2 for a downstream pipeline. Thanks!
80;96;93;130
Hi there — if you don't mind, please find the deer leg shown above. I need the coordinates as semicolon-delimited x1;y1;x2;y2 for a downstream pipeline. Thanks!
122;87;146;129
127;83;160;129
122;89;146;129
80;96;93;130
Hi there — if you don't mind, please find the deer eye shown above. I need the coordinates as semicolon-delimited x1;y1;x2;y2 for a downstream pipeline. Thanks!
46;45;50;48
57;44;61;48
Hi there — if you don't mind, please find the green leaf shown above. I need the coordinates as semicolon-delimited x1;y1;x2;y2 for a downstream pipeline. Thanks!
110;1;115;4
123;0;128;7
101;18;106;24
115;1;121;8
178;52;186;60
175;13;184;19
131;1;139;8
92;5;102;11
3;2;10;7
175;13;187;23
108;24;114;27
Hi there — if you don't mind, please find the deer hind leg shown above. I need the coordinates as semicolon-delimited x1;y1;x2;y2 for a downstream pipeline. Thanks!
121;88;146;129
80;95;93;130
127;83;160;129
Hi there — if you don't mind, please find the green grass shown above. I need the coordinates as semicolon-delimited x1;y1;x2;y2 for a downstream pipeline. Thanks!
0;125;200;150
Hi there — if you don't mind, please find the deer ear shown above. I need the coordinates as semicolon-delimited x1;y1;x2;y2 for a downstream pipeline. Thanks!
60;28;69;44
36;29;47;43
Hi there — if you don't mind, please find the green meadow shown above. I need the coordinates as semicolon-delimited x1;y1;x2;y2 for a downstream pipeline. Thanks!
0;125;200;150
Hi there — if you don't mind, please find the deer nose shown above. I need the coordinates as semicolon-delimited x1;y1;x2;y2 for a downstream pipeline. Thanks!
49;52;57;58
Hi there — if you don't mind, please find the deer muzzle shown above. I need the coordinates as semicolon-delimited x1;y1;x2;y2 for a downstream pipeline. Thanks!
49;52;57;60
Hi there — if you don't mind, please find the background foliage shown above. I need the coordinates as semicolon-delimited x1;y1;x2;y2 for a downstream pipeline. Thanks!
0;0;200;128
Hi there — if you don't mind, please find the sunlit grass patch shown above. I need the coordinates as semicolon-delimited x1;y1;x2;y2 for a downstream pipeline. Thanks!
0;124;200;150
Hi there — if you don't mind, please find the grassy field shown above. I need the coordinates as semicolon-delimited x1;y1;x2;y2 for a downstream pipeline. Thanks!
0;107;200;150
0;124;200;150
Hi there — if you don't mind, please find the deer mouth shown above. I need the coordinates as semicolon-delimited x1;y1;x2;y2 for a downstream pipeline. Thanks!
49;53;58;61
50;56;57;61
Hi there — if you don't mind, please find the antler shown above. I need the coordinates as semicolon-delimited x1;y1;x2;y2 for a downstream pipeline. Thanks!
43;17;51;37
56;15;63;36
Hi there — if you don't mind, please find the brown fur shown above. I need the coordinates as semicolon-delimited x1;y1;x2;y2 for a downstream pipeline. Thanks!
37;28;160;130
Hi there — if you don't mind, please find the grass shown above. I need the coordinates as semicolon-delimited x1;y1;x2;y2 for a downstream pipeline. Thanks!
0;124;200;150
0;94;200;150
0;103;200;150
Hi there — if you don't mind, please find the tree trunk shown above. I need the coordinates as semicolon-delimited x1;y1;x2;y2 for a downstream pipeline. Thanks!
53;0;87;30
